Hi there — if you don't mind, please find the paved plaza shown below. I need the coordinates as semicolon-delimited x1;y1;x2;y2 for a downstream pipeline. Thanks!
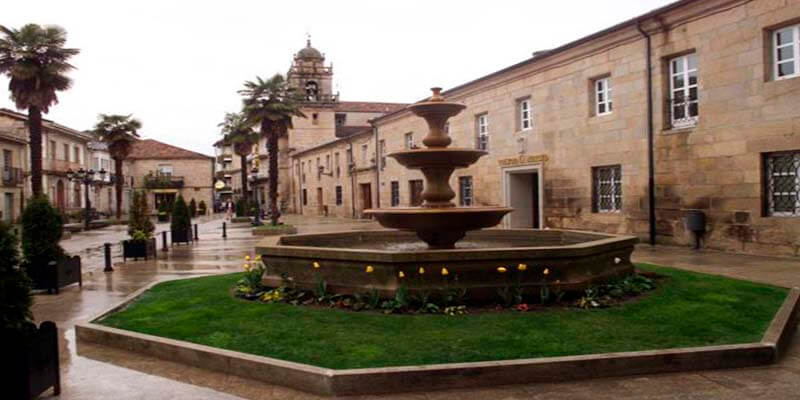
33;215;800;399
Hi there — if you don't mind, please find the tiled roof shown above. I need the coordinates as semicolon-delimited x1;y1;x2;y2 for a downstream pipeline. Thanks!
335;125;371;138
128;139;213;160
334;101;407;113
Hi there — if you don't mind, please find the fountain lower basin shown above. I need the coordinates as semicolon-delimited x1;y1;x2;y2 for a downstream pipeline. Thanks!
257;229;638;299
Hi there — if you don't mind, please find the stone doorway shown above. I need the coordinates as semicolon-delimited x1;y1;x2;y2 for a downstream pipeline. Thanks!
359;183;371;218
503;165;543;229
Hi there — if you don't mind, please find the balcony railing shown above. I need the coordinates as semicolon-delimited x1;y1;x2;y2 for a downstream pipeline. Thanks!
1;166;23;187
43;158;84;173
144;174;185;189
667;97;699;129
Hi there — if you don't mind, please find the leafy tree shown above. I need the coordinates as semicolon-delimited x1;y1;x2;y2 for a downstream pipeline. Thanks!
217;112;257;202
21;195;64;270
0;24;79;196
189;198;197;218
128;191;154;239
0;222;33;332
239;74;306;225
92;114;142;220
170;195;191;234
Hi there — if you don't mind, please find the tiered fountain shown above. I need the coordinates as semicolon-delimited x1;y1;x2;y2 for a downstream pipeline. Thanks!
257;88;637;298
364;88;512;249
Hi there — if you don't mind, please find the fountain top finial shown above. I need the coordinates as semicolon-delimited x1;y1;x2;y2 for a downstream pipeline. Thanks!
429;87;444;102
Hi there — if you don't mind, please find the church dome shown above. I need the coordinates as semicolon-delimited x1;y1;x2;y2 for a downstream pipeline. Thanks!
297;39;323;60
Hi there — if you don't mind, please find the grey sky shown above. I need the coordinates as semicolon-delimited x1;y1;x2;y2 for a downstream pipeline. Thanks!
2;0;674;155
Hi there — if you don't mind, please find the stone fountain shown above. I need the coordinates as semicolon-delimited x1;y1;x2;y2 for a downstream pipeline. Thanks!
364;88;512;249
257;88;638;299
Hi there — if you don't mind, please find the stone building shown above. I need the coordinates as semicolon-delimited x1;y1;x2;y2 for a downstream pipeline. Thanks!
291;0;800;257
128;139;214;213
0;109;28;222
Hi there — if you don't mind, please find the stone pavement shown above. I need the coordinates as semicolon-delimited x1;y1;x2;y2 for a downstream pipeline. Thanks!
32;215;800;399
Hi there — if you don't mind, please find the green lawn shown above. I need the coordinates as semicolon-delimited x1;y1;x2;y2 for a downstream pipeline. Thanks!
98;263;788;369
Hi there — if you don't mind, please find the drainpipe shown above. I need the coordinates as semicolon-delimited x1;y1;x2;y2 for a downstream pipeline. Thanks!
372;121;380;209
349;141;356;218
637;22;656;246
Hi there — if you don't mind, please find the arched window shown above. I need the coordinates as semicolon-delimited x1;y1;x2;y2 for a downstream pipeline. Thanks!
305;81;319;101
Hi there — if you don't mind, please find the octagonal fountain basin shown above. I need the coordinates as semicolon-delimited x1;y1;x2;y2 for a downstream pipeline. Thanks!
256;229;638;300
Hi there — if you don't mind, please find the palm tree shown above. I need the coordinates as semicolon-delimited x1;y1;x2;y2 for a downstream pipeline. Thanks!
91;114;141;220
217;112;257;205
0;24;79;196
239;74;305;225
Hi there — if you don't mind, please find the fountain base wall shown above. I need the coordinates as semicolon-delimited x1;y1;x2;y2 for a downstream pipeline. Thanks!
256;229;638;299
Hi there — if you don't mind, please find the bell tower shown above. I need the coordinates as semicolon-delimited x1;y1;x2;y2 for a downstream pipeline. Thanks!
287;37;336;104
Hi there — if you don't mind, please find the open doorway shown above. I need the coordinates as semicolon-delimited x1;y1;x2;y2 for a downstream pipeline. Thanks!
503;166;543;229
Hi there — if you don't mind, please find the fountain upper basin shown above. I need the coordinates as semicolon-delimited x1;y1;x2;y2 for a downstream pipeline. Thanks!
390;148;487;169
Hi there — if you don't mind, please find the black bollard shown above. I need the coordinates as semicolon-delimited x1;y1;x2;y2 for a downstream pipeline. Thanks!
162;231;168;252
104;243;113;272
222;222;227;239
194;224;199;241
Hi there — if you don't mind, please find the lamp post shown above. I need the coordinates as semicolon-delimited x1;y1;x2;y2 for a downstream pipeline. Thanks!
66;167;109;231
248;166;262;226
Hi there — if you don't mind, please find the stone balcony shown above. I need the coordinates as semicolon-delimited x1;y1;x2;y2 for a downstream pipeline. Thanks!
144;174;185;189
43;158;84;174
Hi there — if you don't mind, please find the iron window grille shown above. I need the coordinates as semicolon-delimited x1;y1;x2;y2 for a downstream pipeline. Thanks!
765;151;800;217
390;181;400;207
668;53;699;128
335;186;343;206
592;165;622;213
459;176;473;206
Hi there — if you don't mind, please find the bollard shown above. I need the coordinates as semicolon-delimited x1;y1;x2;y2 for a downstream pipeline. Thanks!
222;222;227;239
162;231;168;252
104;242;113;272
194;224;199;241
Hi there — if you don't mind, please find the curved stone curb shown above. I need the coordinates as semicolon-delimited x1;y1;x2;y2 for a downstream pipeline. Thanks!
252;226;298;236
75;283;800;397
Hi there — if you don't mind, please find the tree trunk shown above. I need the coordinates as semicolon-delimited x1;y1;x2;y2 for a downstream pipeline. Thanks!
267;128;280;226
239;154;249;205
28;106;44;197
114;158;124;220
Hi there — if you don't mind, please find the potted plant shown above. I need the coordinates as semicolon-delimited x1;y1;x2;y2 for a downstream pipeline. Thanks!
156;199;170;222
198;200;207;216
122;191;156;261
1;222;61;398
170;195;192;245
21;196;81;294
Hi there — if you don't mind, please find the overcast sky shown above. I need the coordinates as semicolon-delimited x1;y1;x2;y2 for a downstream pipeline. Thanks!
2;0;674;155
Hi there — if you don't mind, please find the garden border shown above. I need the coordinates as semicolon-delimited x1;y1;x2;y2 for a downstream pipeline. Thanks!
75;281;800;397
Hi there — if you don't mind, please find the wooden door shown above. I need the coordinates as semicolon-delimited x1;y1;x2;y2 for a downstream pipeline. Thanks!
409;180;423;207
360;183;372;211
56;180;66;210
316;188;323;214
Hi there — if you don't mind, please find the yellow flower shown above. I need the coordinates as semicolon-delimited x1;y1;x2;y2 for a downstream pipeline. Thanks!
245;255;251;261
441;268;449;276
543;268;550;275
255;255;262;261
517;263;527;271
366;265;374;273
243;263;251;271
312;261;320;269
497;266;507;273
398;271;405;279
419;267;425;274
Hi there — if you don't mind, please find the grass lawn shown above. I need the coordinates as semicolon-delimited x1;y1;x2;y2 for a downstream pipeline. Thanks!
98;263;788;369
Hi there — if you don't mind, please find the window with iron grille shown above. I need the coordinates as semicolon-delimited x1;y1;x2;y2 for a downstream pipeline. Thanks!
335;185;343;205
459;176;473;206
592;165;622;213
765;151;800;217
476;114;489;150
390;181;399;207
773;24;800;80
668;53;699;128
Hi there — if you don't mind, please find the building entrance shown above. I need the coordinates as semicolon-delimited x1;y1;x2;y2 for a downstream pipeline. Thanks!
504;166;543;229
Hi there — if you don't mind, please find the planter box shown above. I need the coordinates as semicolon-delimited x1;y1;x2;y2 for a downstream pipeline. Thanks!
123;238;157;261
7;321;61;399
27;255;82;294
171;228;193;245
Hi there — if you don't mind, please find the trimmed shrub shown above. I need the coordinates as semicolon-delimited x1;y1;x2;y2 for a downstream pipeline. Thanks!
235;198;250;217
198;200;207;215
189;198;197;218
170;195;191;233
21;196;65;269
128;191;155;239
0;222;33;332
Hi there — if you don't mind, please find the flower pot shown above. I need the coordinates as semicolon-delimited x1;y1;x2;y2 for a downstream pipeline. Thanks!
171;228;193;245
123;238;157;261
25;255;82;295
7;321;61;399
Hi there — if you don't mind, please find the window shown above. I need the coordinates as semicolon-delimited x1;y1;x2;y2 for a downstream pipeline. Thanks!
594;78;613;115
305;81;319;101
379;139;386;169
49;140;56;160
773;25;800;80
335;186;343;205
765;151;800;216
459;176;473;206
476;114;489;150
302;188;307;206
592;165;622;213
326;154;331;171
346;149;353;165
312;113;319;125
668;53;699;128
518;98;532;131
390;181;399;206
63;144;69;161
361;144;369;165
404;132;414;149
3;149;11;167
74;146;80;165
157;164;173;175
301;161;306;183
335;152;340;178
316;157;321;179
409;180;424;206
335;113;347;127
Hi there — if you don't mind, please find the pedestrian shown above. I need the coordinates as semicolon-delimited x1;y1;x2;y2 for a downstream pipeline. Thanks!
225;200;232;220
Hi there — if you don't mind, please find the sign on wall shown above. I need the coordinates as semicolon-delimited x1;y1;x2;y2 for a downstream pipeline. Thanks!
498;154;548;167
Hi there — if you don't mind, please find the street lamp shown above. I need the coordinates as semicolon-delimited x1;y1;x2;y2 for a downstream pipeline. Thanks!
248;166;262;226
66;167;109;230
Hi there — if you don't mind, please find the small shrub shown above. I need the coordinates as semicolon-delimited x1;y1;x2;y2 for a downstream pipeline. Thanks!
170;195;191;234
0;222;33;332
189;198;197;218
21;196;65;269
128;191;154;239
235;198;251;217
